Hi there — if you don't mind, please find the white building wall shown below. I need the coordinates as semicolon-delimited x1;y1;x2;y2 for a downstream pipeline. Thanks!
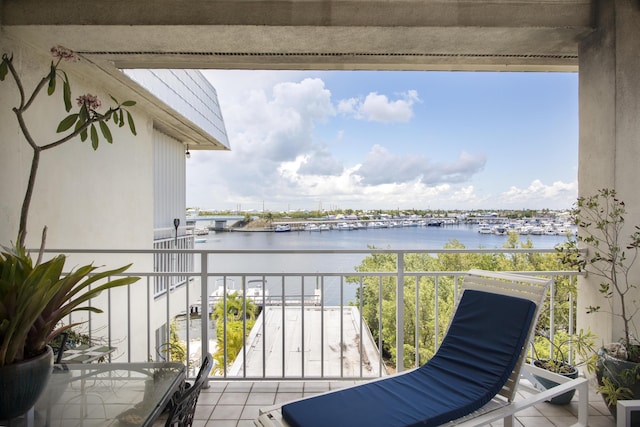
0;39;225;362
153;130;187;240
0;38;154;257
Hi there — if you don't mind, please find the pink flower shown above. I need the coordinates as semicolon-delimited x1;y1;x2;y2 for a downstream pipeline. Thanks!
76;94;102;110
50;46;77;62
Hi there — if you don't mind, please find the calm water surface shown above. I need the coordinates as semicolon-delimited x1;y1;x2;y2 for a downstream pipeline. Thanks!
192;224;571;306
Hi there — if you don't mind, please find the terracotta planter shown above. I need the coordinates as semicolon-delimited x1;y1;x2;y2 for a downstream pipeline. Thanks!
532;359;578;405
0;346;54;420
596;347;640;425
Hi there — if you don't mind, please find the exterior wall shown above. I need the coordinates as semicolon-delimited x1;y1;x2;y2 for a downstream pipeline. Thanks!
0;38;219;362
0;37;154;255
577;0;640;346
153;130;187;240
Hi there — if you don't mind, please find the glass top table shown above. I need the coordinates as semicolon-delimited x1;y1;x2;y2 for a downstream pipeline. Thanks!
25;361;186;427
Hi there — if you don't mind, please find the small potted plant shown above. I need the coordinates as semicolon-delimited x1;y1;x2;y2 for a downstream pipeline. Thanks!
0;45;139;420
557;188;640;418
530;329;597;404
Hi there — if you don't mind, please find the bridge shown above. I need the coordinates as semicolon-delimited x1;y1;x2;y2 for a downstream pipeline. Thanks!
186;216;244;231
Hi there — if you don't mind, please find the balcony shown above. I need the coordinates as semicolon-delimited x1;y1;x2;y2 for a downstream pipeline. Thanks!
49;247;615;426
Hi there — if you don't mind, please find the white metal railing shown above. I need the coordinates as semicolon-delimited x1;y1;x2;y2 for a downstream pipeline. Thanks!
44;248;580;380
153;234;194;296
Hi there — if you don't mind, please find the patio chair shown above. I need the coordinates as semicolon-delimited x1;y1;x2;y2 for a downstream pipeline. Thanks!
255;269;589;427
163;353;213;427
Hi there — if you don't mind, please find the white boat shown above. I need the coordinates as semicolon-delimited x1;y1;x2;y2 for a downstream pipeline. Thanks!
478;224;492;234
194;238;207;243
530;226;544;235
275;224;291;232
305;223;320;232
319;224;331;231
493;226;508;236
209;278;270;305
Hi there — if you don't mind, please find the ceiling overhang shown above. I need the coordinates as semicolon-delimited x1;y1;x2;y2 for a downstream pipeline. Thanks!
1;0;594;72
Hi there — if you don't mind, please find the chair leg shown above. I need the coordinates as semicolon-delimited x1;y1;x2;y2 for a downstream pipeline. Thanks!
503;414;514;427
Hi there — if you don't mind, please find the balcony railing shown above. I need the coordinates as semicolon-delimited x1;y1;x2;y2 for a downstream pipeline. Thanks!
46;248;580;381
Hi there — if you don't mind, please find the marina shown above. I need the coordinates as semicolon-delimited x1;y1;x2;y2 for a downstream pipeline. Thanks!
193;222;574;253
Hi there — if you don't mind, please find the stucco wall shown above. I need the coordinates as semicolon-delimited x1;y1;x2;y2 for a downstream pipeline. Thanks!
0;37;154;254
577;0;640;347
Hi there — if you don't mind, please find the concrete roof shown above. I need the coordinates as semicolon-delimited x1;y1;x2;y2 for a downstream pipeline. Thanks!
1;0;594;72
229;306;384;378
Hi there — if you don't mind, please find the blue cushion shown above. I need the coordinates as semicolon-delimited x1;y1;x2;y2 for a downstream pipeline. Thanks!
282;289;536;427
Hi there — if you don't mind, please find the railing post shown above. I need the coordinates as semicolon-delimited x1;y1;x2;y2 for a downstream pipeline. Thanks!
396;251;405;372
200;251;209;387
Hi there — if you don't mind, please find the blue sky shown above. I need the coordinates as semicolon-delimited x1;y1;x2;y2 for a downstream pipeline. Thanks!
186;70;578;212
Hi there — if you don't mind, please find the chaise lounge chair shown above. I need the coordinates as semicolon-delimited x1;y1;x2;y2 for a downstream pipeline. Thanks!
255;269;589;427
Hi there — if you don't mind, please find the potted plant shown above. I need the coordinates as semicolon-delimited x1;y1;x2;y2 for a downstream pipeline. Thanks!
557;188;640;419
530;329;597;404
0;46;139;420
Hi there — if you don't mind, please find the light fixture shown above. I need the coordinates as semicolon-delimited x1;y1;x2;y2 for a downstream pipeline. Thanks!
185;145;191;159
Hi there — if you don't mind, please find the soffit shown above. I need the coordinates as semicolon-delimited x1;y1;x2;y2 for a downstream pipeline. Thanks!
1;0;594;71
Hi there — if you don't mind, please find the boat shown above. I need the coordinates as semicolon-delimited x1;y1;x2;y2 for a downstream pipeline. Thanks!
207;278;270;306
492;226;508;236
319;224;331;231
427;220;444;227
194;238;207;243
305;224;320;232
275;224;291;232
478;224;492;234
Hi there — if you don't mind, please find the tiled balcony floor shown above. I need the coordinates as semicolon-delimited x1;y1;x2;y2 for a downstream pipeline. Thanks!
187;380;616;427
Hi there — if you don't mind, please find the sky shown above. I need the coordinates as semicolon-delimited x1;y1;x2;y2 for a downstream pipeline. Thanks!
186;70;578;213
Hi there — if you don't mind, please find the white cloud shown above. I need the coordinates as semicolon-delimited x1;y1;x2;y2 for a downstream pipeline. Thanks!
355;145;486;186
338;90;420;123
498;179;578;208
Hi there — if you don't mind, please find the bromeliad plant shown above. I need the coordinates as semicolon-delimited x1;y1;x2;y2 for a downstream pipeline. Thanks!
0;245;138;366
0;46;140;367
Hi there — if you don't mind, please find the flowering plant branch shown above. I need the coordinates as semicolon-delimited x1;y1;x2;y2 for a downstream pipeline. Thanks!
0;46;137;248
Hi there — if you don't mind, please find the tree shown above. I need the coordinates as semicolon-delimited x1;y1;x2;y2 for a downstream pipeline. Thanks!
211;293;257;374
352;238;578;369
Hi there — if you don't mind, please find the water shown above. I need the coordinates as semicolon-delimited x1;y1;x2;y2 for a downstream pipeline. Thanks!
196;222;570;250
193;224;571;306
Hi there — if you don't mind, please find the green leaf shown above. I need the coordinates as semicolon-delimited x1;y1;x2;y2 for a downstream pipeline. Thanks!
121;100;136;107
80;128;88;142
56;114;79;133
90;124;98;150
126;111;137;135
110;95;119;104
112;110;119;125
0;60;7;81
63;80;72;112
78;105;88;124
119;110;124;127
47;64;56;96
99;121;113;144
